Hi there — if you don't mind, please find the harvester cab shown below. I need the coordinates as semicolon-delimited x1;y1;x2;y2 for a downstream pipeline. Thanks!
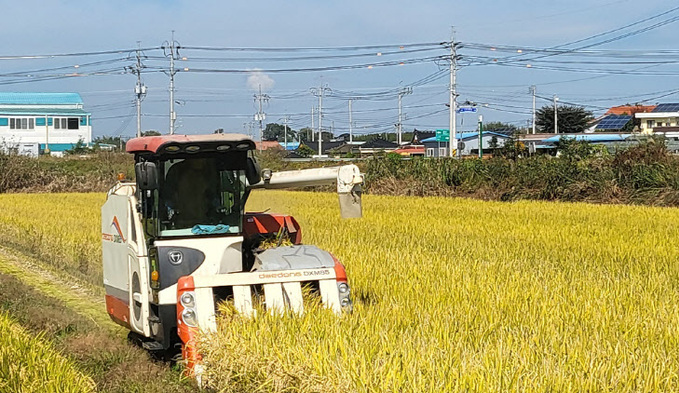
101;134;362;373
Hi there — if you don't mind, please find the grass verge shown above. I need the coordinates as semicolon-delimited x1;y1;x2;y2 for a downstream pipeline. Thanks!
0;311;95;393
0;249;197;392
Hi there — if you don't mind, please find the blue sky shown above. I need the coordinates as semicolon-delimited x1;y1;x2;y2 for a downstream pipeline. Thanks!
0;0;677;138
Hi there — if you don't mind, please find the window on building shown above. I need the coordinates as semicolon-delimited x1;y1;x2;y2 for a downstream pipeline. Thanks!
439;147;447;157
9;118;35;130
67;118;79;129
426;148;435;157
647;120;656;128
54;118;75;129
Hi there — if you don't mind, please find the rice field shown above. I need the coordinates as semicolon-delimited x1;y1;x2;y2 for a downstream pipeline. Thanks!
0;311;95;393
0;191;679;391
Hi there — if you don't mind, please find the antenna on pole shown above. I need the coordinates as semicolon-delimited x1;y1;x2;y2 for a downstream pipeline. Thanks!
162;31;180;135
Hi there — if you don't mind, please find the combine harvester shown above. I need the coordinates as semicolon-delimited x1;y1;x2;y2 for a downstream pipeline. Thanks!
101;134;363;379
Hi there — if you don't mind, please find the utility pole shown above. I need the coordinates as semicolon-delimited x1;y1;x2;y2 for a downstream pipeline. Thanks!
310;84;331;157
553;94;559;134
162;32;180;135
133;43;147;138
282;115;290;150
397;87;412;145
254;85;270;150
449;28;459;158
530;85;536;134
478;114;483;159
311;106;315;142
348;99;353;143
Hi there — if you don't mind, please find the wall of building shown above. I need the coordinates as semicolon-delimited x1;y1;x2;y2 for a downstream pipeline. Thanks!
0;115;91;152
424;135;508;157
636;112;679;133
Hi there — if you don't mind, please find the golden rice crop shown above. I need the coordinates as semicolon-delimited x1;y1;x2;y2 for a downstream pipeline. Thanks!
0;311;95;393
1;191;679;391
0;193;103;287
203;190;679;392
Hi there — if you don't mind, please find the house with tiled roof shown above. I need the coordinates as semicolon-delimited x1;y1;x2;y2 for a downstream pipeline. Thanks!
606;105;656;116
0;92;92;156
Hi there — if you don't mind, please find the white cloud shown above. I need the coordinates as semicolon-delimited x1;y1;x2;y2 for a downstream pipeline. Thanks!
246;69;275;92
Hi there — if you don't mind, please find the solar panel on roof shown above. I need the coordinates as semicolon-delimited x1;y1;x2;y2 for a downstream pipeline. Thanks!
595;115;632;130
653;103;679;112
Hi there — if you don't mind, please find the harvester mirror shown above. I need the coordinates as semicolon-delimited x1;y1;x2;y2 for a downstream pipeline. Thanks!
135;162;159;190
245;156;261;185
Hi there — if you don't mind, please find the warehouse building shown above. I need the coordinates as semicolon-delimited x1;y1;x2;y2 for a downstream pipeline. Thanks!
0;92;92;156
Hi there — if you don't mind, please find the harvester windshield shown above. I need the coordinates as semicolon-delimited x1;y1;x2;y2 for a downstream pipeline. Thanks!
158;156;245;236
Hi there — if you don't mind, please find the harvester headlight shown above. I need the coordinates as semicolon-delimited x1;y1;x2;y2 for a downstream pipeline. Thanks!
180;292;195;308
181;309;198;327
340;298;351;308
338;283;350;294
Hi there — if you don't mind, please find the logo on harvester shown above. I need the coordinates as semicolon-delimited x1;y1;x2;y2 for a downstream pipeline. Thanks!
168;250;183;265
102;216;126;243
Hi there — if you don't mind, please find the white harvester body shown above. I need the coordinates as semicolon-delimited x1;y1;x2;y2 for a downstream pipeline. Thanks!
101;133;361;375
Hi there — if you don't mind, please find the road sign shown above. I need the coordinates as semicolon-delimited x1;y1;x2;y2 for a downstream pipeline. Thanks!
457;106;478;113
435;129;450;142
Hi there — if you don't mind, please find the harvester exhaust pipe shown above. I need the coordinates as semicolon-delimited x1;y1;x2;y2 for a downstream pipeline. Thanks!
249;165;364;218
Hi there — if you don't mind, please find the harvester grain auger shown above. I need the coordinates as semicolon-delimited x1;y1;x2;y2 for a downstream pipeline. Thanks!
101;134;362;379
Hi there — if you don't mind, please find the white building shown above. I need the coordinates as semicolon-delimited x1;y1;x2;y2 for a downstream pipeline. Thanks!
0;92;92;156
422;131;511;157
635;103;679;135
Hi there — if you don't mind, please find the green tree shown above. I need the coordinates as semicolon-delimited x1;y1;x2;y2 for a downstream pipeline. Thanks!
296;144;315;157
489;136;499;151
65;138;93;155
263;123;295;141
297;127;313;142
142;130;161;136
536;105;593;133
483;122;517;132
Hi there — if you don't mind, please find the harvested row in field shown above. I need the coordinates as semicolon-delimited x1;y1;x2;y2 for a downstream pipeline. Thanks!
0;251;197;393
0;311;95;393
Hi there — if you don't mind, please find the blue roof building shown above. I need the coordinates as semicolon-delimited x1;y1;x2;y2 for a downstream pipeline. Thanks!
0;92;91;156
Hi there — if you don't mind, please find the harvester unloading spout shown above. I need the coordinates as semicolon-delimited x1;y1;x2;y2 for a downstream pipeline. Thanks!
249;165;364;218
